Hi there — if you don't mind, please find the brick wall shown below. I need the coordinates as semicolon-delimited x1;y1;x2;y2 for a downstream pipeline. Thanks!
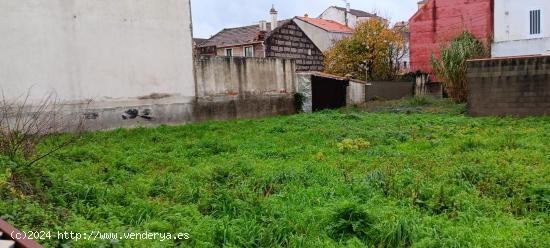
265;21;324;72
467;56;550;117
409;0;493;75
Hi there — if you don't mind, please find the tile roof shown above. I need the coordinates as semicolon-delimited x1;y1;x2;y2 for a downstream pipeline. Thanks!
199;20;290;48
297;17;354;33
332;6;377;18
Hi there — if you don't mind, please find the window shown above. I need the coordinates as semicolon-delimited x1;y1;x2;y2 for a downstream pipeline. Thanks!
225;48;233;57
244;46;254;57
403;61;408;68
530;10;541;35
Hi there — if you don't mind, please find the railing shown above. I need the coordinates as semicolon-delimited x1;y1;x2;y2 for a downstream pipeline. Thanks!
0;219;42;248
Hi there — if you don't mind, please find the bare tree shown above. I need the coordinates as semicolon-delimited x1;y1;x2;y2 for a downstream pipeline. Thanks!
0;89;87;187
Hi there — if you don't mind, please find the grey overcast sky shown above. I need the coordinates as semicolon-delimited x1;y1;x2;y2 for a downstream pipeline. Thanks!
191;0;419;38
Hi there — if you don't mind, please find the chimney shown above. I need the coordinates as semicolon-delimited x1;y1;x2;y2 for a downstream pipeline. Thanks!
259;20;267;31
346;2;351;12
270;5;278;30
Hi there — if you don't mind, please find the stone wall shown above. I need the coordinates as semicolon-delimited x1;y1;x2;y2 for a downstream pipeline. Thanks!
467;56;550;117
265;20;324;72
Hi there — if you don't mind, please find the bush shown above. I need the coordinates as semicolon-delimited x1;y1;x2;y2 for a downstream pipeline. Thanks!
431;31;488;103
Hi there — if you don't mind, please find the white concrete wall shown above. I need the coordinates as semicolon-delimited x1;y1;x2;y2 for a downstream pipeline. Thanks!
319;7;374;29
493;0;550;56
320;8;347;26
293;18;351;51
195;57;295;98
347;80;366;105
0;0;195;105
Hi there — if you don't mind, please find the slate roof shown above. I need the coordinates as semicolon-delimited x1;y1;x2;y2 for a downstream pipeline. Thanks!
296;17;354;33
199;20;290;48
332;6;378;18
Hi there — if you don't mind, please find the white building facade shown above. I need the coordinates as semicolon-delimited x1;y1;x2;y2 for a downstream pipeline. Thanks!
492;0;550;57
319;5;377;28
0;0;195;129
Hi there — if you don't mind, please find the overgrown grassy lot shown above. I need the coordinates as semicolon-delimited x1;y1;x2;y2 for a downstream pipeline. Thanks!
1;99;549;247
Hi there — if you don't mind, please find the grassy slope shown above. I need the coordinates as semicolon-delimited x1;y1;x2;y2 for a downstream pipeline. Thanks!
1;99;549;247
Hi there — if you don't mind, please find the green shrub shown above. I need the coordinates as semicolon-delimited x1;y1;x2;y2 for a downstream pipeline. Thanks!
431;31;488;103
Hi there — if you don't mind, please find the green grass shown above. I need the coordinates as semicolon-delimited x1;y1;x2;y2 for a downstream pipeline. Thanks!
1;99;549;247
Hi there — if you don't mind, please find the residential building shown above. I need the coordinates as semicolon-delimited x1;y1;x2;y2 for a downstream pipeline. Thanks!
393;21;410;73
492;0;550;57
198;6;324;71
417;0;428;9
409;0;493;75
193;38;210;56
293;16;354;51
319;4;380;28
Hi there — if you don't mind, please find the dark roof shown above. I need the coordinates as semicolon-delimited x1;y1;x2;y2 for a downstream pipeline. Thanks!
332;6;377;18
199;20;290;48
193;38;208;45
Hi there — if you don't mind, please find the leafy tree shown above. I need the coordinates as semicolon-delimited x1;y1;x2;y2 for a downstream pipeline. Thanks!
324;19;406;81
431;31;488;103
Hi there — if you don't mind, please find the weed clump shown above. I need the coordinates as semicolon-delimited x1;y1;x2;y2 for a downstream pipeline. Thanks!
327;202;374;241
337;138;370;153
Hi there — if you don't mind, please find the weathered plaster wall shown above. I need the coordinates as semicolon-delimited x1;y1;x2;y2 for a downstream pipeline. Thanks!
409;0;493;74
0;1;299;130
347;80;366;105
194;56;296;121
467;56;550;117
366;81;414;101
0;0;195;105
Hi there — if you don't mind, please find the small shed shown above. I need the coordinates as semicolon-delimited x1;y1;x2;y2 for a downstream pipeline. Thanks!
296;72;366;112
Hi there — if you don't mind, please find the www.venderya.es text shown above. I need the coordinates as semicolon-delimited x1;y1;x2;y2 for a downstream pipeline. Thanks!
11;230;190;242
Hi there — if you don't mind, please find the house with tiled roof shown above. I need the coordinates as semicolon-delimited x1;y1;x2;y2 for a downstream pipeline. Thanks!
294;16;353;51
197;6;325;71
319;4;383;28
